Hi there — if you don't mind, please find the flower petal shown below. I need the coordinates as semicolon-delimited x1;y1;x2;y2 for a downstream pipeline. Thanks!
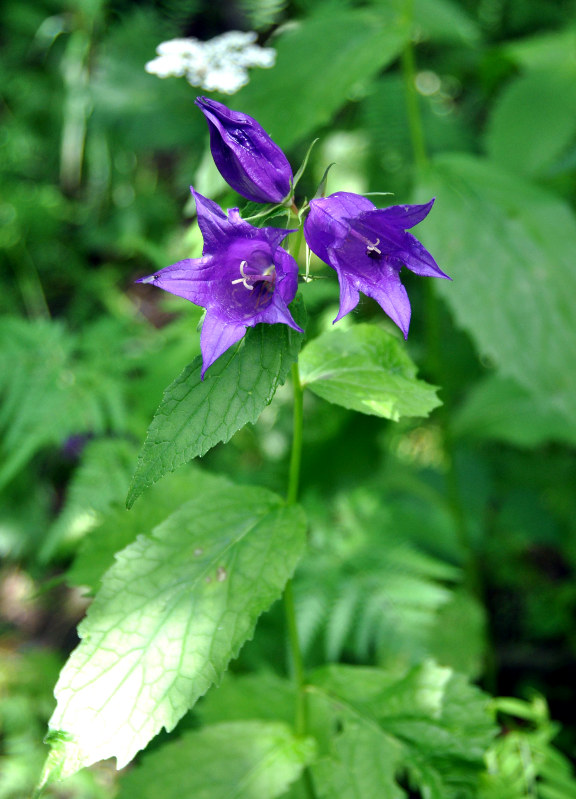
361;271;411;338
272;246;299;305
136;256;215;307
305;192;375;265
373;198;435;229
195;96;293;204
200;314;246;379
333;270;361;323
192;189;236;254
401;232;451;278
258;295;303;331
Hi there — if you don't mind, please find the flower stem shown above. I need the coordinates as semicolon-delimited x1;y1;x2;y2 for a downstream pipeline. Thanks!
283;361;316;798
287;361;304;506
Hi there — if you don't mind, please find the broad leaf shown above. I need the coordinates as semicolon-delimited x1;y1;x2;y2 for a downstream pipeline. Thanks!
418;154;576;422
314;723;405;799
67;466;229;592
236;8;409;149
41;481;307;782
197;672;297;728
127;303;305;508
453;375;576;448
0;317;125;488
299;324;441;420
484;68;576;176
411;0;480;45
310;661;496;799
117;721;316;799
40;437;138;563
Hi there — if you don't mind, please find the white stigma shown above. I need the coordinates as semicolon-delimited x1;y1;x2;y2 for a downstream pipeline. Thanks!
366;238;381;256
231;260;254;290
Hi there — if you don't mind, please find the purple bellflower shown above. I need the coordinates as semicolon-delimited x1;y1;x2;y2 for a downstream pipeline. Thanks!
304;192;450;337
137;189;303;378
195;96;293;205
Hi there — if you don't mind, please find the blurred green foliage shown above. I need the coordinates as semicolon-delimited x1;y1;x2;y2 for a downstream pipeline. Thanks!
2;0;576;796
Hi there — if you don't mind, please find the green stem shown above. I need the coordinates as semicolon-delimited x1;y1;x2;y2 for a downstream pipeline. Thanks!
401;0;428;171
283;344;315;797
284;361;307;729
287;361;304;506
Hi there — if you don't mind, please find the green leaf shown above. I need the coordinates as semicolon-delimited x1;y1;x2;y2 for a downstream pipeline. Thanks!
411;0;481;46
235;8;409;149
197;672;297;728
299;324;441;420
427;589;487;679
310;661;496;799
117;721;316;799
313;723;405;799
0;317;125;488
503;25;576;72
127;304;305;508
67;466;229;592
41;482;307;781
453;375;576;448
40;437;138;563
480;697;576;799
484;68;576;176
418;154;576;423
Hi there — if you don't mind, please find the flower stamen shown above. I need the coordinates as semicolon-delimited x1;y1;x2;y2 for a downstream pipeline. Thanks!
231;260;254;290
366;238;381;258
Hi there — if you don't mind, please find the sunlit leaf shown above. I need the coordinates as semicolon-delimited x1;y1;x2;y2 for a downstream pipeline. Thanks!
41;480;307;781
117;721;316;799
300;324;441;421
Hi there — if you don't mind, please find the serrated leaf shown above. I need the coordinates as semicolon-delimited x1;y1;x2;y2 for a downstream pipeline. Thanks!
67;466;229;592
313;723;405;799
484;68;576;176
117;721;316;799
417;154;576;423
127;304;305;508
42;482;307;780
309;661;496;799
235;9;409;149
299;324;441;420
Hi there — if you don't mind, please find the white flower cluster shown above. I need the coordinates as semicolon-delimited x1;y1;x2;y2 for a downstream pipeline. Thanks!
145;31;276;94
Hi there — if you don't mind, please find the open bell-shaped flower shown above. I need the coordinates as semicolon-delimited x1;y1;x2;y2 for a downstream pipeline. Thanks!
304;192;450;336
195;97;293;204
137;189;302;378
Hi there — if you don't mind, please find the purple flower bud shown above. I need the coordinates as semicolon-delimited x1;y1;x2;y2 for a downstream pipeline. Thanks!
304;192;450;337
195;97;293;205
137;189;302;378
